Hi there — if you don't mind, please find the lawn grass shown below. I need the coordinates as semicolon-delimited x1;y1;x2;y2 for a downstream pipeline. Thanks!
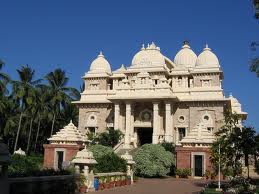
202;188;223;194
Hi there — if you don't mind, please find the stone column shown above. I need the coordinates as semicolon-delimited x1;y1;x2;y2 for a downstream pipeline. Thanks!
152;102;159;144
130;104;134;137
165;102;173;142
114;103;120;130
124;102;131;148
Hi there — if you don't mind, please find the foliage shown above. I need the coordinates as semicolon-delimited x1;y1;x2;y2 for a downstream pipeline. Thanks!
133;144;174;177
9;154;43;175
210;110;257;178
94;152;127;173
0;62;80;154
224;176;257;194
88;144;113;160
250;41;259;77
175;168;191;178
97;128;123;147
253;0;259;19
160;142;176;154
159;142;176;176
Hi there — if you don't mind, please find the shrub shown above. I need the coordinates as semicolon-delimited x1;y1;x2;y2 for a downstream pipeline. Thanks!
160;142;175;154
175;168;191;178
9;154;43;175
133;144;174;177
88;144;113;160
97;128;123;147
160;142;176;176
94;152;127;173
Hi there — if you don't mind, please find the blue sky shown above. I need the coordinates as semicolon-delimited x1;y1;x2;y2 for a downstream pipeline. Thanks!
0;0;259;130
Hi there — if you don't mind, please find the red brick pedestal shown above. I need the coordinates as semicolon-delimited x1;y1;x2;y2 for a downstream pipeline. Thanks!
176;146;213;176
43;144;82;169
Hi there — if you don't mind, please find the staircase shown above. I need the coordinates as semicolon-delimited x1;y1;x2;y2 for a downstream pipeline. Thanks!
113;138;138;156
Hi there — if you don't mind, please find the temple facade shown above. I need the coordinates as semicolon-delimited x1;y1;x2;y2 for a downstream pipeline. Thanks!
74;41;247;177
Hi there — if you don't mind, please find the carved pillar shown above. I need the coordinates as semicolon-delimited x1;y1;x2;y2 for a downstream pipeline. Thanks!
130;104;134;137
165;102;173;142
152;102;159;144
124;102;131;148
114;103;120;130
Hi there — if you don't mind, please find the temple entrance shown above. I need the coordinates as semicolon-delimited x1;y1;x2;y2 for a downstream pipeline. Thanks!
137;128;153;146
194;155;204;177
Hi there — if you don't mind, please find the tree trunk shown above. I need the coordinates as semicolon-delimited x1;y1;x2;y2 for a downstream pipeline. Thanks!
26;117;33;154
50;113;56;136
34;116;41;152
14;112;23;153
247;164;250;178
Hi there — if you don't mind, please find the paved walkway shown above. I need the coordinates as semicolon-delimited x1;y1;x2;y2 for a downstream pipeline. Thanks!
91;178;208;194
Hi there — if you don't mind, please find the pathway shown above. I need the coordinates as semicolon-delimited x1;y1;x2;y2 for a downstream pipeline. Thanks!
90;177;208;194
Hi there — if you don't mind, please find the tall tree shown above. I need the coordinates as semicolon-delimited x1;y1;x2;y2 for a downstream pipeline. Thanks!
0;59;10;94
12;65;41;153
45;68;79;136
34;86;49;152
239;127;257;178
253;0;259;19
250;42;259;77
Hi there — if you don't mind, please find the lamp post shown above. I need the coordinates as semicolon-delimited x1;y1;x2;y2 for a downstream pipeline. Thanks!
218;143;221;189
216;143;222;192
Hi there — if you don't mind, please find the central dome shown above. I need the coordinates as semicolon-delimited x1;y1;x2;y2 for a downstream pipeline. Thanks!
131;42;165;68
174;41;197;68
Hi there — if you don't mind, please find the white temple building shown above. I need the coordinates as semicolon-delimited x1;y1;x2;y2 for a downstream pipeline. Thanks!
73;41;247;177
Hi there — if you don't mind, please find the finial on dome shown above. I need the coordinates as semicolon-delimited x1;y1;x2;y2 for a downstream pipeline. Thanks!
98;51;104;57
183;40;189;46
204;43;211;51
141;44;145;50
70;120;72;124
182;40;190;49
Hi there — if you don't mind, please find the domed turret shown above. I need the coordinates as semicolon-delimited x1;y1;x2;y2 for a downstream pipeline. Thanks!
174;41;197;68
131;42;165;68
196;44;220;68
89;51;111;74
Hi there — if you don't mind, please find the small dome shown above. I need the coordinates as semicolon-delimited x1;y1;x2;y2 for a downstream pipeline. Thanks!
131;42;165;67
89;52;111;74
174;41;197;68
196;44;220;68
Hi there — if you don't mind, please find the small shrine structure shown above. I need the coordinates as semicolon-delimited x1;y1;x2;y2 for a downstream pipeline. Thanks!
43;121;86;169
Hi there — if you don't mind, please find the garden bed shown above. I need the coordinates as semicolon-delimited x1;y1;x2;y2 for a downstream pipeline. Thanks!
94;172;133;191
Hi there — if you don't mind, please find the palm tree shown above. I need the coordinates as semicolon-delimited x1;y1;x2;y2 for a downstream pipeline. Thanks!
33;86;49;152
45;68;79;136
59;103;79;126
0;59;10;94
12;65;41;153
26;88;38;154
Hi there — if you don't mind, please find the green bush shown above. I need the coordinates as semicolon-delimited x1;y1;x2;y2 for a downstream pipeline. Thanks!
160;142;175;154
94;152;127;173
88;144;113;160
175;168;192;178
88;144;126;173
9;154;43;175
97;128;122;147
160;142;176;176
133;144;174;177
